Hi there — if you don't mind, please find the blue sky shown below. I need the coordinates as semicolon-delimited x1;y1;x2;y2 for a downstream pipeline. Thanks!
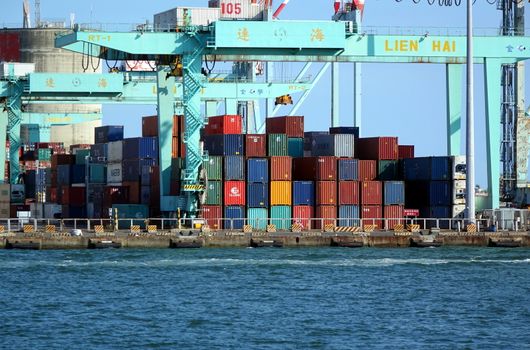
1;0;528;188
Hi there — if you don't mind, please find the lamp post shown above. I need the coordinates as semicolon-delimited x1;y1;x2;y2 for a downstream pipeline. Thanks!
466;0;476;222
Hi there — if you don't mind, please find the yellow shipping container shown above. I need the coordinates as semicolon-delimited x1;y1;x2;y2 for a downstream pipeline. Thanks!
270;181;292;206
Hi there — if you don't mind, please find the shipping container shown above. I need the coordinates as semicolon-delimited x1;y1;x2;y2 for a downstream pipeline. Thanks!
10;204;30;218
0;184;10;203
107;163;123;184
293;206;313;230
310;134;355;157
247;158;268;183
377;160;399;181
338;205;360;227
292;181;314;206
61;187;85;206
0;202;10;218
303;131;329;152
203;134;244;156
224;206;245;230
205;181;222;205
356;137;399;160
288;138;304;157
453;180;466;205
142;115;179;137
200;205;222;230
95;126;124;144
210;0;268;20
75;149;91;165
452;155;466;180
122;181;141;204
0;33;20;62
338;158;358;181
37;148;52;161
314;206;336;229
266;116;304;138
90;143;108;163
245;134;267;157
293;157;337;181
70;144;92;154
224;156;245;180
71;164;86;184
205;115;243;135
10;184;25;204
329;126;359;138
107;141;123;163
123;137;158;160
44;203;62;219
358;160;377;181
247;182;268;208
155;7;221;30
361;181;382;205
0;62;34;77
270;156;292;181
202;156;222;181
384;181;405;206
270;206;291;230
62;205;87;219
247;208;268;230
112;204;149;229
398;145;415;159
172;137;179;159
141;165;159;186
51;154;75;169
361;205;383;228
268;134;288;156
57;164;72;186
338;181;359;205
140;186;153;206
452;205;466;219
224;181;245;206
270;181;292;206
122;159;158;182
421;206;451;219
384;205;404;230
403;157;451;181
171;158;183;181
316;181;337;206
429;181;452;206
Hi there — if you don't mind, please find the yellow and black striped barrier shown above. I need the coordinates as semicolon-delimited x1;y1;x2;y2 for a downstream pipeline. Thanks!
291;224;303;233
393;224;405;233
467;224;477;233
23;225;35;233
243;225;253;233
147;225;158;233
130;225;141;234
94;225;105;234
0;225;4;233
266;225;276;233
407;224;421;233
45;225;56;233
363;225;377;233
183;184;205;191
324;224;335;232
335;226;361;233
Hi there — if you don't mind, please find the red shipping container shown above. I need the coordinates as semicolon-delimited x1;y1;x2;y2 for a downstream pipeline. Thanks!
61;187;85;206
270;156;292;181
316;181;337;205
339;181;359;205
384;205;404;230
200;205;222;230
179;141;186;158
142;115;180;137
398;145;415;159
361;181;382;205
362;205;383;229
172;137;179;158
0;33;20;62
123;181;141;204
246;134;267;157
104;186;130;206
265;116;304;138
293;206;313;230
224;181;246;205
51;154;75;168
10;205;29;218
356;137;399;160
205;115;242;135
293;157;337;181
358;160;377;181
47;187;58;203
315;205;337;229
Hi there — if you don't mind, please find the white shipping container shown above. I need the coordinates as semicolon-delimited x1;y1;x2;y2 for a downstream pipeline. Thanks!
50;120;102;150
107;163;123;184
452;155;466;180
30;203;44;219
0;184;10;203
154;7;220;30
0;202;10;218
209;0;267;20
311;134;355;157
452;205;465;219
0;62;35;77
453;180;466;205
44;203;62;219
108;141;123;163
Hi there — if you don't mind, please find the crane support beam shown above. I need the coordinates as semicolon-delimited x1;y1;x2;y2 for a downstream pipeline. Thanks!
446;64;463;156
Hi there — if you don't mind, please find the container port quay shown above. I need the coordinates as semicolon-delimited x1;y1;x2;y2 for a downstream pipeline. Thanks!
0;0;530;249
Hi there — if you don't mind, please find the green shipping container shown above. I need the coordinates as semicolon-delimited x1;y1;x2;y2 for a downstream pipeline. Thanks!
112;204;149;229
171;158;183;181
288;138;304;157
203;156;223;180
89;164;107;184
270;205;291;230
378;160;399;181
268;134;288;156
76;149;91;165
37;148;52;161
205;181;222;205
247;208;268;230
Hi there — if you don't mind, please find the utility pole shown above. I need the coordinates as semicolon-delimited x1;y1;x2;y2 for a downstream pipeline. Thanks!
466;0;476;221
35;0;40;28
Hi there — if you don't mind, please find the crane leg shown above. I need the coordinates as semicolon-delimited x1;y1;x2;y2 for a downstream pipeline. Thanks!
0;107;7;183
446;64;463;156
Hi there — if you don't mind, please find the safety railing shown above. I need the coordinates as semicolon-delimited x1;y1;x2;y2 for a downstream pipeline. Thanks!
358;26;528;37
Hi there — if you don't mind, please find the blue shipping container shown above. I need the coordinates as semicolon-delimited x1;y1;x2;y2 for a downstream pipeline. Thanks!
113;204;149;229
224;206;245;229
123;137;159;160
338;158;359;181
95;126;124;144
247;208;268;230
123;159;158;182
247;182;269;208
57;165;71;185
429;181;451;206
404;157;451;181
247;158;268;183
329;126;359;138
89;164;106;184
141;165;156;186
71;164;86;184
203;135;244;156
338;205;360;227
288;138;304;157
304;131;329;151
224;156;245;180
293;181;315;206
90;143;108;163
384;181;405;205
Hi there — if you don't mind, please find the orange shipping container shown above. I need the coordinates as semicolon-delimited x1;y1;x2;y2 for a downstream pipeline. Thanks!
142;115;180;138
316;181;337;205
384;205;404;230
315;205;337;229
270;156;292;181
270;181;292;206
